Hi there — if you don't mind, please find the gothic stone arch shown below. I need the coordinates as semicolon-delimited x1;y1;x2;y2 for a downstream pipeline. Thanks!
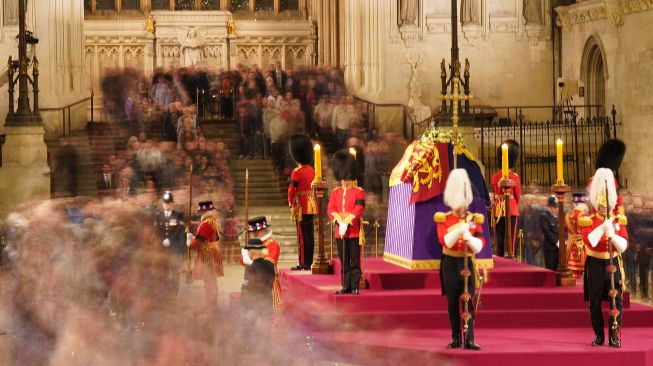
580;35;608;118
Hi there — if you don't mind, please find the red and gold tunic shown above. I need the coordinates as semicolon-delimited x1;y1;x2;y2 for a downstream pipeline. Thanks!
490;170;521;218
435;211;486;258
288;165;317;220
566;207;587;274
327;186;366;239
263;237;284;312
579;211;628;259
190;216;224;279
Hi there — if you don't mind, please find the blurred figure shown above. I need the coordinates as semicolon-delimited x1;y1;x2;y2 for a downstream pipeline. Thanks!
97;163;116;197
187;201;224;308
154;191;187;298
566;193;589;278
55;137;78;197
541;195;559;271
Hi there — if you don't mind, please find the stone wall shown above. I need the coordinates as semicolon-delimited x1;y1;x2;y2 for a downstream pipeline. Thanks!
0;0;88;136
343;0;555;127
557;0;653;194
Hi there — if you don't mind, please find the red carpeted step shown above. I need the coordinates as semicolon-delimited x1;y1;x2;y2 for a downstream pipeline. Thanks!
285;298;653;331
310;327;653;366
331;257;557;290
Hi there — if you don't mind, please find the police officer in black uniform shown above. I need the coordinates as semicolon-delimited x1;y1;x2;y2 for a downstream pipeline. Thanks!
154;191;187;297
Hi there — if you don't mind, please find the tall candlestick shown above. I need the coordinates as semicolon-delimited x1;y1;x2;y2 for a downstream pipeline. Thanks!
314;144;322;182
556;139;564;185
501;143;508;178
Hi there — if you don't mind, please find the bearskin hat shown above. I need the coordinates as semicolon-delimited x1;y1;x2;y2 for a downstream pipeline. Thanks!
595;139;626;171
495;139;520;169
289;134;313;165
331;149;359;181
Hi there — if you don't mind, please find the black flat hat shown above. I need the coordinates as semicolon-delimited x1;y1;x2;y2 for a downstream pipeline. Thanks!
244;238;265;249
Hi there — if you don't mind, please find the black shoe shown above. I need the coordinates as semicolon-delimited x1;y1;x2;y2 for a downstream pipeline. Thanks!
291;265;303;271
609;335;621;348
335;288;351;295
351;289;360;295
303;264;312;270
591;335;605;346
447;339;462;349
464;340;481;350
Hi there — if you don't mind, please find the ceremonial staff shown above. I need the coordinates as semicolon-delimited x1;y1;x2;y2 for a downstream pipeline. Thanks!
244;168;249;242
605;180;621;342
185;164;193;291
461;183;473;341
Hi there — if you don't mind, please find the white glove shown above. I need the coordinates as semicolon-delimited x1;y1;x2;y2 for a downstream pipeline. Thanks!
587;225;604;248
241;248;253;266
462;229;473;242
162;238;171;247
466;236;483;254
602;218;614;233
609;233;627;254
338;223;348;237
186;233;194;247
556;240;559;248
443;223;471;248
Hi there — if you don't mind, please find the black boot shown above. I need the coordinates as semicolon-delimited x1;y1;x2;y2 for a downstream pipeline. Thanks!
291;264;304;271
609;334;621;348
447;339;461;349
335;288;351;295
591;334;605;346
464;339;481;351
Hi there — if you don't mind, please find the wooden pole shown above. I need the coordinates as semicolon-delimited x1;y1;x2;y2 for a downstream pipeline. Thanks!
552;184;575;286
311;181;332;274
244;168;249;242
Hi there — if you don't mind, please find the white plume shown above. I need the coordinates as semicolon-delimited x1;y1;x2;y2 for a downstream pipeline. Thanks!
589;168;617;209
443;169;473;209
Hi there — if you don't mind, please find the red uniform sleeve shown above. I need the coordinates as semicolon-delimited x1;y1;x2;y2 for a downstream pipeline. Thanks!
513;173;521;205
192;221;213;248
581;218;598;248
436;222;447;247
266;242;281;264
288;169;299;206
351;188;366;218
327;189;338;222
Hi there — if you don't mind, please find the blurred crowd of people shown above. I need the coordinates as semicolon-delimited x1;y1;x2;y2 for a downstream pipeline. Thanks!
99;63;409;205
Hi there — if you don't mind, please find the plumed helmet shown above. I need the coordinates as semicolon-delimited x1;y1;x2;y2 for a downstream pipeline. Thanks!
443;169;473;209
289;134;313;165
588;168;617;210
595;139;626;171
496;139;520;169
331;149;359;181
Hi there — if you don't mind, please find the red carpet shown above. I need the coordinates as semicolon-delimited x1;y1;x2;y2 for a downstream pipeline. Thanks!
281;257;653;366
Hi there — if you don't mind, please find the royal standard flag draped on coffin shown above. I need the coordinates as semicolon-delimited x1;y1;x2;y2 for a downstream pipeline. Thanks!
384;129;494;270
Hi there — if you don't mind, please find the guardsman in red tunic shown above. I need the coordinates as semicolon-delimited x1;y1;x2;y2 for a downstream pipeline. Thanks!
327;150;365;295
186;201;224;307
566;192;589;278
434;169;484;350
490;139;521;257
580;168;628;348
288;134;318;270
242;216;285;312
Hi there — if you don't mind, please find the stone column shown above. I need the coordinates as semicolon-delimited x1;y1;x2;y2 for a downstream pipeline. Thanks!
144;33;156;77
0;125;51;206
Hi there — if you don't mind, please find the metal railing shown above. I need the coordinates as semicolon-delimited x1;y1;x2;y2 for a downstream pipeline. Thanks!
353;96;410;140
478;104;620;188
41;91;95;137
